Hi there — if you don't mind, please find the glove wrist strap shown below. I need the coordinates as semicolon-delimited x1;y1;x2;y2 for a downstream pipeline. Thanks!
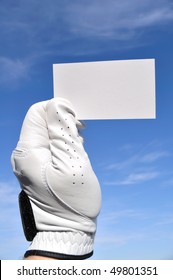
24;249;93;260
26;231;95;259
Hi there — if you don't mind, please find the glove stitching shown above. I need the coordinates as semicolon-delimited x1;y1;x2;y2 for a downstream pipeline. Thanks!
12;148;30;158
41;163;54;198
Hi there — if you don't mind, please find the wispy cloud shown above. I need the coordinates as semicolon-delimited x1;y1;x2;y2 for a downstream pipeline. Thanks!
66;0;173;39
0;180;27;259
0;57;32;87
96;206;173;256
96;232;144;246
106;144;170;171
106;154;139;171
0;180;20;229
154;214;173;227
100;209;145;224
1;1;173;87
103;140;172;186
1;0;173;53
0;180;18;204
140;151;170;163
104;171;159;185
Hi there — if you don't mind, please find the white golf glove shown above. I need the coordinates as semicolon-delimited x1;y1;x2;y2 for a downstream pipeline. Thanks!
11;98;101;259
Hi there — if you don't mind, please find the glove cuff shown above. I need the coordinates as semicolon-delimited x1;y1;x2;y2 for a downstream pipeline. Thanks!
25;231;95;259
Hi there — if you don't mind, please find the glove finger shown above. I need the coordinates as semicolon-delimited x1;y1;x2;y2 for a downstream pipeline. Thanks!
46;98;85;168
45;98;101;218
17;100;50;149
11;100;51;180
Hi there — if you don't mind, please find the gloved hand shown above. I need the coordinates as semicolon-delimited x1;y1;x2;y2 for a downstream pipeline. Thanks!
11;98;101;260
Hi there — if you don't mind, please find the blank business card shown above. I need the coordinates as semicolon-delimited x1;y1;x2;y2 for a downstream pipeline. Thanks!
53;59;156;120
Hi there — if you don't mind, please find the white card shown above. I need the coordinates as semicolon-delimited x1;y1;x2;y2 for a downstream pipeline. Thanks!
53;59;156;120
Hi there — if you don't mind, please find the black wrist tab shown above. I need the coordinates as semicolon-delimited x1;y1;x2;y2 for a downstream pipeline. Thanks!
19;190;38;241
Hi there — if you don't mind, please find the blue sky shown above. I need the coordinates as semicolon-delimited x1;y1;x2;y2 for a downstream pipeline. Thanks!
0;0;173;260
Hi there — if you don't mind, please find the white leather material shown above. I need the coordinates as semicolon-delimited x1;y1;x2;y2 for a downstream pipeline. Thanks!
28;231;94;256
11;98;101;256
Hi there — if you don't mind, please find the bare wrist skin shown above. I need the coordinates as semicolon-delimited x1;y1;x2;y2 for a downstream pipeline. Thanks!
25;256;60;260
